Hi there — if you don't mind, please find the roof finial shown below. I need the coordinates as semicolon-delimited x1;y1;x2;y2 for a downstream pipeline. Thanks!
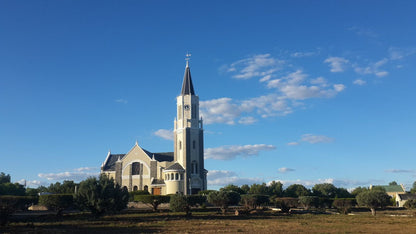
185;52;191;67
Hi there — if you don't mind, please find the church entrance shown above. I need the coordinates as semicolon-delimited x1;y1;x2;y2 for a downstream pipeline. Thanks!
152;187;161;195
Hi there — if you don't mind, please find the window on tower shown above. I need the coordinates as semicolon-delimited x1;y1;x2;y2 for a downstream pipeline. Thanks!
193;140;195;149
178;105;182;119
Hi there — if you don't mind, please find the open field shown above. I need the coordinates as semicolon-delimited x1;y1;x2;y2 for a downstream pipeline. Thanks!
2;209;416;233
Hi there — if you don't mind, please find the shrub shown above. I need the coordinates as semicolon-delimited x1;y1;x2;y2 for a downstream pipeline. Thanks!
39;194;73;216
356;190;390;216
273;197;299;213
240;194;269;210
333;198;356;214
404;199;416;209
134;195;170;211
0;196;36;226
207;191;240;214
298;196;319;210
128;190;150;202
75;175;129;217
169;194;206;216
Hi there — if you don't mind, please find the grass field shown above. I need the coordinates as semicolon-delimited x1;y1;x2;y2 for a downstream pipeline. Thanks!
1;209;416;233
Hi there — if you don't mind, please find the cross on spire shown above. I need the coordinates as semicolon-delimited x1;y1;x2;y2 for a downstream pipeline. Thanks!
185;53;191;67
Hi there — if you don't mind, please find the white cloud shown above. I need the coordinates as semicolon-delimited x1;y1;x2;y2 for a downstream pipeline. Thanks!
38;167;99;182
154;129;174;141
226;54;284;80
385;169;416;173
353;58;389;77
301;134;333;144
238;116;257;125
278;167;295;173
207;170;262;186
353;79;366;86
287;142;299;146
205;144;276;160
324;57;349;72
388;47;416;60
310;77;327;86
348;26;378;38
16;179;43;187
291;51;316;58
333;84;346;92
115;99;128;104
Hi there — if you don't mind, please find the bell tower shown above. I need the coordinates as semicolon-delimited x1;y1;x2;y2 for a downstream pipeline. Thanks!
173;56;206;194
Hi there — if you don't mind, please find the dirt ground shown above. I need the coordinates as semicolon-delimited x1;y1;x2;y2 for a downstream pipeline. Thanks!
2;208;416;233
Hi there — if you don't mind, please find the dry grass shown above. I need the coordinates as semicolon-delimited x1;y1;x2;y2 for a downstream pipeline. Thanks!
1;209;416;233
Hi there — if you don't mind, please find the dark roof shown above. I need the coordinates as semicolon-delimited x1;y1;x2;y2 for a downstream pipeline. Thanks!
165;162;185;171
151;179;165;185
398;193;416;200
181;65;195;95
102;149;174;172
141;149;174;162
102;154;125;171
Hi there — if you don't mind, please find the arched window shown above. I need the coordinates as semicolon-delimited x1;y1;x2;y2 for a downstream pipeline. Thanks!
175;173;179;180
144;185;148;192
133;186;138;191
171;173;174;180
132;162;140;175
167;174;170;180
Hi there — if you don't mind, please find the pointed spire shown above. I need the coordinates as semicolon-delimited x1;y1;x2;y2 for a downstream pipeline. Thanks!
181;54;195;95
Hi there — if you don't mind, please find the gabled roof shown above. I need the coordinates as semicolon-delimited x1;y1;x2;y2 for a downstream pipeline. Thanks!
181;63;195;95
102;154;126;171
377;185;405;193
165;162;185;171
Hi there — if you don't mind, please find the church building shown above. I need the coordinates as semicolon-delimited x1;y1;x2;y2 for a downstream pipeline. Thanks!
101;60;207;195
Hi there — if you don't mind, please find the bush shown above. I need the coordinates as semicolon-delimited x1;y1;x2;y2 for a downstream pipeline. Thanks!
0;196;37;226
298;196;319;210
39;194;73;216
240;194;269;210
75;175;129;217
134;195;170;211
333;198;356;214
128;190;150;202
404;199;416;209
169;194;206;216
273;197;299;213
207;191;240;214
356;190;390;216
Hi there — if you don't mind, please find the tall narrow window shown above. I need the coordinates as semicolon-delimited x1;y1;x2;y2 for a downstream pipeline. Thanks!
178;105;182;119
193;140;196;149
179;141;182;150
132;162;140;175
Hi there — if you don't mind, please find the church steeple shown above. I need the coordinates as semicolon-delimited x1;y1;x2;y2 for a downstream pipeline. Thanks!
181;56;195;95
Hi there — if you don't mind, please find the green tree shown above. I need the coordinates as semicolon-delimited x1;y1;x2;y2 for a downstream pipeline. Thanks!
404;199;416;209
39;194;73;216
220;184;245;194
298;196;319;210
333;198;356;214
249;183;269;195
134;195;170;211
75;175;128;217
389;181;398;186
170;194;206;216
0;182;26;196
269;181;283;197
240;184;250;194
240;194;269;210
351;186;369;197
356;190;391;216
410;181;416;194
312;183;338;198
0;173;11;184
207;191;240;214
284;184;311;197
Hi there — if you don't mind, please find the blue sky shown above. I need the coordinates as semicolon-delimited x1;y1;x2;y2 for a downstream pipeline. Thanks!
1;1;415;190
